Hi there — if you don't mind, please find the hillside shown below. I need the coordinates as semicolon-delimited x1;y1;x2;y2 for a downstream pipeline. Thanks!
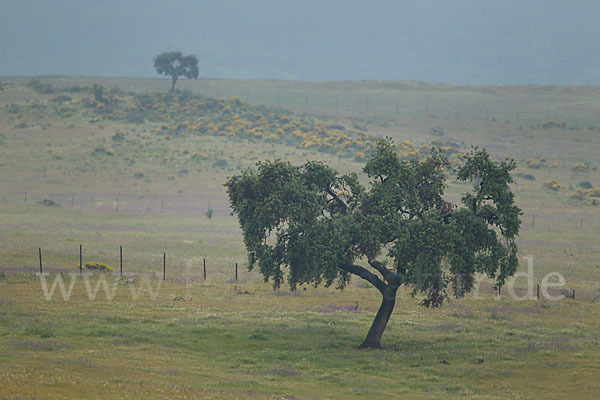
1;76;600;399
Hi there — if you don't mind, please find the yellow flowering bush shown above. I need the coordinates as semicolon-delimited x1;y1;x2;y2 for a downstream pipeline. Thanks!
85;91;466;164
82;262;113;272
543;180;561;191
572;163;589;172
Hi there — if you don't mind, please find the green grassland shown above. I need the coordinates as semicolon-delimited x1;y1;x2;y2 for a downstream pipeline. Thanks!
1;76;600;399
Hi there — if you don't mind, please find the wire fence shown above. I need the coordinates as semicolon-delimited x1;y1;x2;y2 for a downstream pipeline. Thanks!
27;247;251;283
1;188;599;302
2;191;232;217
22;76;600;128
3;250;598;303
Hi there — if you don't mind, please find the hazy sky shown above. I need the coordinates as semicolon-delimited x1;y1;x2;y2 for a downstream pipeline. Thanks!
1;0;599;85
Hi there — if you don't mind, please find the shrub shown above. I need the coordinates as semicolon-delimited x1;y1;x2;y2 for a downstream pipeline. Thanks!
27;79;56;94
516;173;536;181
83;262;113;272
93;146;114;155
578;181;593;189
542;120;565;129
93;84;106;103
8;103;20;113
527;158;547;169
49;95;72;103
213;159;228;168
571;190;588;201
543;180;561;191
111;132;125;142
572;163;589;172
205;208;213;219
430;126;444;136
38;198;60;206
589;188;600;198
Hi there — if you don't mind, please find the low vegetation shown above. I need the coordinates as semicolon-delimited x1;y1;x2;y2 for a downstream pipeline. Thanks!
1;76;599;398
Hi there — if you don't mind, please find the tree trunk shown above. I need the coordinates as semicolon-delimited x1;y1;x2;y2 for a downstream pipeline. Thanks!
170;75;178;93
359;285;398;349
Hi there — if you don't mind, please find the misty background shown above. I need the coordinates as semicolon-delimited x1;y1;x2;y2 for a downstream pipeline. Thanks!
1;0;599;85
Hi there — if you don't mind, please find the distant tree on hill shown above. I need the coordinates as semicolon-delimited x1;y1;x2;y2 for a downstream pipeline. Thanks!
226;139;521;348
153;51;199;93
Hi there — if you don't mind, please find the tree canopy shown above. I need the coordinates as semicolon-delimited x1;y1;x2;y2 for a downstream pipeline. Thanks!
226;139;521;348
153;51;199;93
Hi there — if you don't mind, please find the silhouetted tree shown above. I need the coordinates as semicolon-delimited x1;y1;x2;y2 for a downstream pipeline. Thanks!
153;51;199;93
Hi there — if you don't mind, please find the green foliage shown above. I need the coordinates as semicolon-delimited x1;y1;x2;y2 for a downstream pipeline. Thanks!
153;51;199;92
205;208;214;219
227;139;521;297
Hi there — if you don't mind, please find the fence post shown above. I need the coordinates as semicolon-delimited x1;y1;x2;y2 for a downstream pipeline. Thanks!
573;289;575;300
163;252;166;281
203;258;206;281
38;248;42;274
79;245;82;274
537;284;540;299
120;245;123;276
235;262;238;281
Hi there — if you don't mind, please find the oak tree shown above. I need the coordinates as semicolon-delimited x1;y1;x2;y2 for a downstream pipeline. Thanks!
226;139;521;348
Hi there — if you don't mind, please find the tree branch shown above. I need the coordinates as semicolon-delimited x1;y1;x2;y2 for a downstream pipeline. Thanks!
340;263;387;293
367;259;396;283
325;188;348;212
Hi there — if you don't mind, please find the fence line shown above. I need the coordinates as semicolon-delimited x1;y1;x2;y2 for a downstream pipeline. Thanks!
33;245;247;283
22;246;590;302
27;77;600;128
4;192;600;235
3;191;233;216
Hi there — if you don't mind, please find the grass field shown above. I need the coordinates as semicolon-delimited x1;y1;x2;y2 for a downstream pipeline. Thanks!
1;76;599;399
